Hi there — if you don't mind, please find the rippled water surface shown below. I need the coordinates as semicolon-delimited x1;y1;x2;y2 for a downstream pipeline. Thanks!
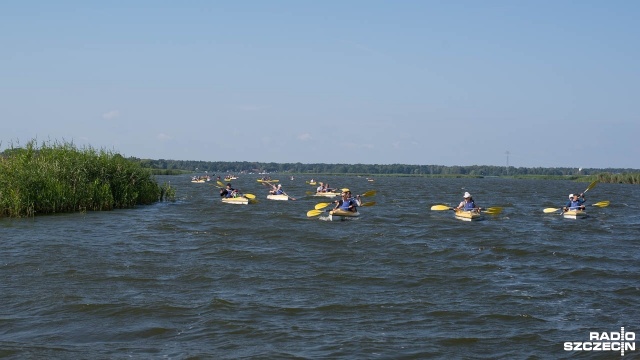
2;175;639;359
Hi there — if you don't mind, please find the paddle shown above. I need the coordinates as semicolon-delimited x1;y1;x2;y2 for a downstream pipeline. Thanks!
430;205;452;211
308;193;376;216
307;209;326;217
431;204;502;215
541;180;602;214
543;200;609;213
282;191;296;201
583;180;598;194
263;181;296;200
313;190;376;210
483;207;502;215
315;202;331;210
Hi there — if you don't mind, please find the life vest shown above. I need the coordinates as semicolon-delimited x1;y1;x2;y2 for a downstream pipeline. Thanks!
464;199;476;210
569;200;583;209
338;198;357;212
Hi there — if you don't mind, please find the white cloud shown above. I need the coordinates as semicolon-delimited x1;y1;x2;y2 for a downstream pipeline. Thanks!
157;133;172;141
102;110;120;120
297;133;312;141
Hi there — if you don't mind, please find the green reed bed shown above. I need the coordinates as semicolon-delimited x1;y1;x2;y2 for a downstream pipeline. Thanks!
591;172;640;185
0;140;175;217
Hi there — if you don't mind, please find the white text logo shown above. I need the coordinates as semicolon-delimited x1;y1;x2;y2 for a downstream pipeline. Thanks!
564;327;636;356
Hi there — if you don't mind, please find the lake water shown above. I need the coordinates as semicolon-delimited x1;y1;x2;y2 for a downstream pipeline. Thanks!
1;175;639;359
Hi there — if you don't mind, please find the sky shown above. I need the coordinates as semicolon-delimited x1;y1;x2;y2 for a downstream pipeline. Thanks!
1;1;639;169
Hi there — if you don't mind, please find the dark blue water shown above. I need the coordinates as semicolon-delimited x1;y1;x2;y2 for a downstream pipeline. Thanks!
1;175;639;359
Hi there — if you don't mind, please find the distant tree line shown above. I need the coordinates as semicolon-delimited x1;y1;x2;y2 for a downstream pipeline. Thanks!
132;158;639;179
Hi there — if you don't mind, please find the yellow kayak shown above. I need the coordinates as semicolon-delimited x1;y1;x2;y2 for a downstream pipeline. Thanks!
454;209;484;222
563;209;588;219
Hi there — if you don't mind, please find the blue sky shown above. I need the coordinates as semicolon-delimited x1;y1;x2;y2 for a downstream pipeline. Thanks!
1;1;639;168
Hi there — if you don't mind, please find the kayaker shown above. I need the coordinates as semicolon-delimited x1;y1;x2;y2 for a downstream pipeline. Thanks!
220;183;238;198
269;184;284;195
563;193;586;211
333;189;359;212
455;192;481;213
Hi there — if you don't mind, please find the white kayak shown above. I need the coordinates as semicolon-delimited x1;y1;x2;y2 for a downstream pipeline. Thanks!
313;192;340;198
221;197;250;205
563;209;588;219
454;209;484;222
266;194;289;201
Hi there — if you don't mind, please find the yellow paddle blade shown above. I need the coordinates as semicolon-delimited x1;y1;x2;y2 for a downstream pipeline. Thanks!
244;194;256;199
307;209;323;217
314;202;331;210
484;207;502;215
543;207;560;213
306;191;314;195
431;205;452;211
361;190;377;197
360;201;376;207
217;180;225;187
593;200;610;207
584;180;598;193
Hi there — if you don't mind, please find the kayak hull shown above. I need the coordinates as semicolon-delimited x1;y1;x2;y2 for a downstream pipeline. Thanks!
563;209;587;219
327;210;360;221
455;210;484;221
257;179;279;183
221;197;250;205
314;192;340;198
266;194;289;201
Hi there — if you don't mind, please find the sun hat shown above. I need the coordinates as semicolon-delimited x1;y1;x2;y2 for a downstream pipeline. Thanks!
569;193;574;198
463;192;472;198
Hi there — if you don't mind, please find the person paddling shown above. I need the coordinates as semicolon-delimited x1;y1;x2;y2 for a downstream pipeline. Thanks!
454;192;481;213
563;193;586;212
332;189;359;212
220;183;239;198
269;184;284;195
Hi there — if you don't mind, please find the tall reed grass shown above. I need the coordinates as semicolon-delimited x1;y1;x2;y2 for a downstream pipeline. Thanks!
592;172;640;184
0;140;174;217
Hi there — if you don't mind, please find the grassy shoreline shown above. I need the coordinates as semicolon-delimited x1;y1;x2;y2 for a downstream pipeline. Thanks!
0;140;174;218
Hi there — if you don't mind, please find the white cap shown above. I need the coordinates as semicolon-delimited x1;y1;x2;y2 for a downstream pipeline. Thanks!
463;192;472;198
569;193;574;198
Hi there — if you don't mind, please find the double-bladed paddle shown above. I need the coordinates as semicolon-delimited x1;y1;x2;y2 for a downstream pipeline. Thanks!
430;204;502;215
543;200;609;213
542;180;602;213
313;190;377;209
